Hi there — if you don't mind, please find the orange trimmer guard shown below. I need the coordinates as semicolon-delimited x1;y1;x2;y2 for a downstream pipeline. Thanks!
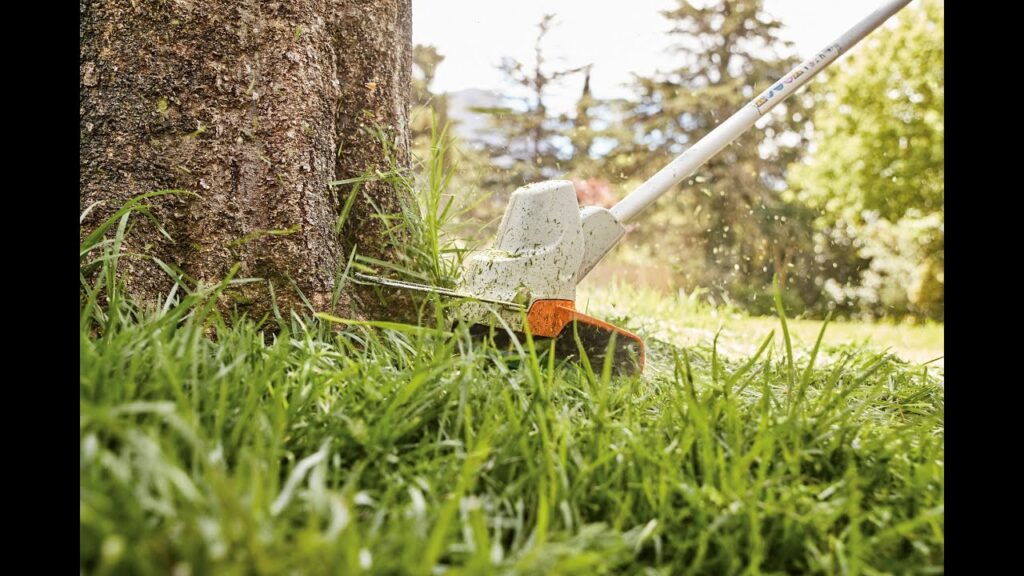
525;299;645;374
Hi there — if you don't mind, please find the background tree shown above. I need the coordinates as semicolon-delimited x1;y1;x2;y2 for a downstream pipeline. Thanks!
80;0;412;318
789;0;944;319
454;14;628;236
614;0;820;313
566;65;630;186
480;14;588;187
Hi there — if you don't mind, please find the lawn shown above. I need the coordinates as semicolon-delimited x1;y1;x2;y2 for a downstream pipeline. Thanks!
579;282;944;367
81;271;944;574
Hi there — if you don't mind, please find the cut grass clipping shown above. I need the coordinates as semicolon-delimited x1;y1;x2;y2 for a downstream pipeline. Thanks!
81;195;943;574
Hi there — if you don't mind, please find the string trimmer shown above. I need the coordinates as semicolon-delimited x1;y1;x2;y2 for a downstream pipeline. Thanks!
357;0;912;373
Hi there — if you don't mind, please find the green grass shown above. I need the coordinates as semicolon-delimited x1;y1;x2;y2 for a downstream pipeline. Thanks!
81;223;943;576
579;282;944;367
81;131;942;573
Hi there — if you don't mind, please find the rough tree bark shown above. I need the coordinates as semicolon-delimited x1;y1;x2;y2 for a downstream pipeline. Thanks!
80;0;412;319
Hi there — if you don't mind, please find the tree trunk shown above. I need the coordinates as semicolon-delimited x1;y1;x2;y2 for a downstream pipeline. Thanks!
79;0;411;319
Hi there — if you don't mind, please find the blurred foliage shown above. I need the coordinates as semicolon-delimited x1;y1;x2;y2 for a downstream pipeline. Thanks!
411;44;450;159
789;0;944;320
478;14;589;185
613;0;825;314
408;45;497;255
411;0;943;322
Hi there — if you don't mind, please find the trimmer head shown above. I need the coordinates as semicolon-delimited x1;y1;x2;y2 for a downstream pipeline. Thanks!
464;300;644;374
455;181;643;373
525;300;644;373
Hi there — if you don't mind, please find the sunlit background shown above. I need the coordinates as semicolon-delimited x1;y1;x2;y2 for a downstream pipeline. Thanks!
415;1;914;115
410;0;943;323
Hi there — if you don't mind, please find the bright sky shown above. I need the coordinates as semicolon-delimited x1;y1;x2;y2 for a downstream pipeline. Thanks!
413;0;918;115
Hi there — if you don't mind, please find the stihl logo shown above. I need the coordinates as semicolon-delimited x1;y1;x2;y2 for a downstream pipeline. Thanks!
753;44;840;114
